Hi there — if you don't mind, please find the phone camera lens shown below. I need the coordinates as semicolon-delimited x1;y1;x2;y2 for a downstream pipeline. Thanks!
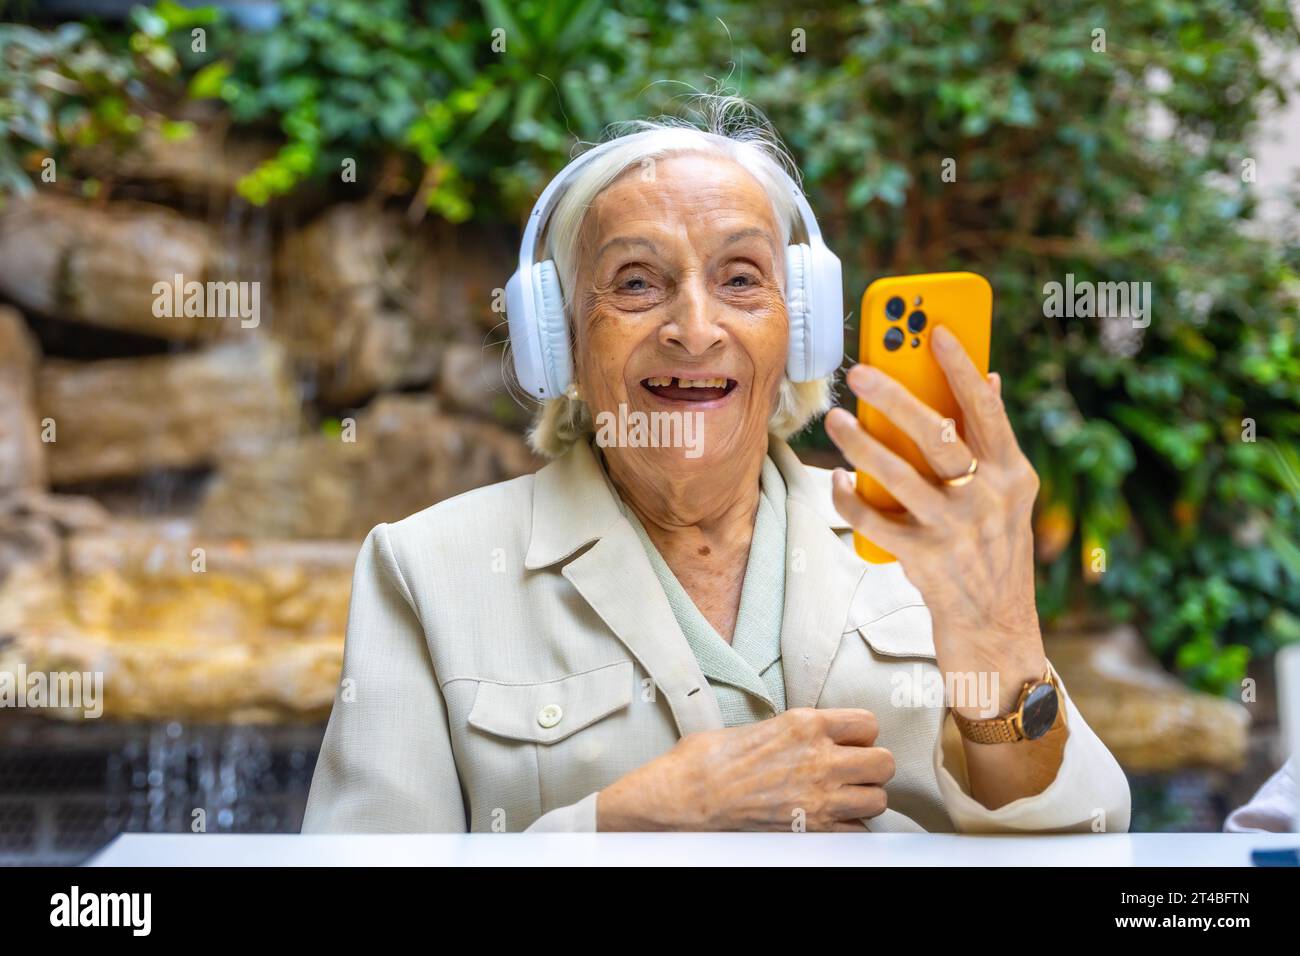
911;337;921;348
907;310;927;333
884;327;905;351
886;296;905;320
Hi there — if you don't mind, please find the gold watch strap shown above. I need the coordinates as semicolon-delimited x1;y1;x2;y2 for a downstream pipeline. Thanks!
950;665;1055;745
951;708;1021;744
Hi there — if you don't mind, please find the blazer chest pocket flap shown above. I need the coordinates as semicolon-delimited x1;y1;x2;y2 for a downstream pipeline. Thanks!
467;661;634;745
857;605;937;660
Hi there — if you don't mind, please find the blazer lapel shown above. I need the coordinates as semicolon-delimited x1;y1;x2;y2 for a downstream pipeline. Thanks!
563;526;725;735
525;436;867;729
526;441;724;736
769;438;869;711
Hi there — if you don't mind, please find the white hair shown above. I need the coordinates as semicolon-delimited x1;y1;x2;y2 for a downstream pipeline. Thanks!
525;95;835;458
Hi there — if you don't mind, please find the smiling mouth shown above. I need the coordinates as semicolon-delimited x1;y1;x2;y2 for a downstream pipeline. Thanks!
640;376;738;403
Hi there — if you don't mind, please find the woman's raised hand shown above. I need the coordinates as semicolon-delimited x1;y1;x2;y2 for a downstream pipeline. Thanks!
825;324;1047;716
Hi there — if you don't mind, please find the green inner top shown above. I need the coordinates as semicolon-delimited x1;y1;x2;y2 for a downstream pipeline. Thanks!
620;457;788;727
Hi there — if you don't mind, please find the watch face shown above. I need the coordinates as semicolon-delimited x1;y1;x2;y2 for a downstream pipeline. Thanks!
1021;682;1059;740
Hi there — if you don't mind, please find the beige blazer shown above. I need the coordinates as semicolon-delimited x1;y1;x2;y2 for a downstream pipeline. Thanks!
302;436;1131;834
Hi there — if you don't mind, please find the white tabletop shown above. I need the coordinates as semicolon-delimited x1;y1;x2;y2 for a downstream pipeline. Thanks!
88;832;1299;867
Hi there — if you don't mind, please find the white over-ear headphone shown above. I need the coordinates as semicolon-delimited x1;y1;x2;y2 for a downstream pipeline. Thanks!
505;139;844;400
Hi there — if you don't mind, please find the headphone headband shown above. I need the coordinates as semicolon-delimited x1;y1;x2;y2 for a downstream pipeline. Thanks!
506;137;843;399
514;139;626;285
517;139;825;275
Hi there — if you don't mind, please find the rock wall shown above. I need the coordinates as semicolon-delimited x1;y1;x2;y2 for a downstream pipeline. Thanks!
0;306;45;495
39;338;300;484
0;193;221;341
196;394;537;540
0;520;354;722
1045;621;1250;772
0;124;538;723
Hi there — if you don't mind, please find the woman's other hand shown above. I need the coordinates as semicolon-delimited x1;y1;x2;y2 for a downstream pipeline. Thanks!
596;708;893;831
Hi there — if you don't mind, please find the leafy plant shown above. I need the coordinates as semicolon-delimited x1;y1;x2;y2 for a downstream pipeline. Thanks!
145;0;655;216
0;1;213;203
0;21;142;200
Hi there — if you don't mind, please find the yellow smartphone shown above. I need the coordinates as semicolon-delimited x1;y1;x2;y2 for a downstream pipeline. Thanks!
854;272;992;563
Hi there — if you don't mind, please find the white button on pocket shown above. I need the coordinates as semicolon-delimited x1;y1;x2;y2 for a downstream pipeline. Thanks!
467;662;633;745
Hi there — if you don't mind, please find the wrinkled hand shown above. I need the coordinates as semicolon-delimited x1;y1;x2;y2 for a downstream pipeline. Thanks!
825;324;1046;716
597;708;894;831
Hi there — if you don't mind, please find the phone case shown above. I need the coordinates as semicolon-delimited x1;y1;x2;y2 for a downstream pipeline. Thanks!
854;272;992;563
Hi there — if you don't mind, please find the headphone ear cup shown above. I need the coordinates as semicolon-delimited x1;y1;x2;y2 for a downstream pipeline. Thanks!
531;260;572;397
784;243;813;381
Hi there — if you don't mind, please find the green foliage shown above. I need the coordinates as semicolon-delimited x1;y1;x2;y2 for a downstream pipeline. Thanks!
0;21;143;199
0;1;210;201
143;0;652;214
6;1;1300;693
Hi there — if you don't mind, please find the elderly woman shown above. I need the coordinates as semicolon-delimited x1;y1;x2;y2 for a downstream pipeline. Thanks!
303;104;1130;834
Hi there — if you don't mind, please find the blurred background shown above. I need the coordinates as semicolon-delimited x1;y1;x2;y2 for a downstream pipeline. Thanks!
1;0;1298;863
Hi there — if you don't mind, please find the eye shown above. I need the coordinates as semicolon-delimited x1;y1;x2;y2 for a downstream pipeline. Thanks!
726;273;757;288
613;266;655;293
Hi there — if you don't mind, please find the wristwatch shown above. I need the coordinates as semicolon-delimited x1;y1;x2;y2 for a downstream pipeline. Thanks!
950;665;1060;744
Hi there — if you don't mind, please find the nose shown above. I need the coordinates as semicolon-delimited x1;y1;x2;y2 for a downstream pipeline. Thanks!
659;274;724;356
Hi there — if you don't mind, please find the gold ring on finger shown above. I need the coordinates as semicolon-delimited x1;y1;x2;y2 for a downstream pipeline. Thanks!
942;457;979;487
